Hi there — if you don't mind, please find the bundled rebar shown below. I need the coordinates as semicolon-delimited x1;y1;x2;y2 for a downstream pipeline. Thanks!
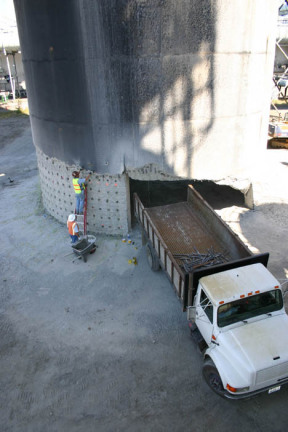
174;247;228;272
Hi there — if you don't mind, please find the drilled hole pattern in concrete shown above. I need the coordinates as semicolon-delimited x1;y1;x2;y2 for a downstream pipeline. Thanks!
36;148;129;236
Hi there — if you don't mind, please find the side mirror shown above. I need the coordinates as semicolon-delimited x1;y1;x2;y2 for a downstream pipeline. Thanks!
187;306;196;322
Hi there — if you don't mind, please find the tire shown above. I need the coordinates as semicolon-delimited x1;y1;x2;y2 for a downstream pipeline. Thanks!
145;241;160;271
189;321;197;333
202;358;226;397
141;229;147;246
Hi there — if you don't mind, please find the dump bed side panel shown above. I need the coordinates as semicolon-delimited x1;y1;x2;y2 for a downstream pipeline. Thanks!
186;185;251;260
134;193;187;304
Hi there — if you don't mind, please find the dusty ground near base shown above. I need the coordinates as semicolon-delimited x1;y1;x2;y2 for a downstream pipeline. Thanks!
1;112;288;432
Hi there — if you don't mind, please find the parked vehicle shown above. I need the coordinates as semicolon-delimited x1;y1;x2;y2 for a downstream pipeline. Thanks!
268;112;288;148
134;185;288;399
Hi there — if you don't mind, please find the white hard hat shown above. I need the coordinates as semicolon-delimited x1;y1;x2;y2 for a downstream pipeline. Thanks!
68;214;76;222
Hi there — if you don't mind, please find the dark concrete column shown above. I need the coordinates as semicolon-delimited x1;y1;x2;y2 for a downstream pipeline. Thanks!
14;0;94;167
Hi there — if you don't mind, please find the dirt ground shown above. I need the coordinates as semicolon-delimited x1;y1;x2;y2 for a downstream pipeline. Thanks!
1;111;288;432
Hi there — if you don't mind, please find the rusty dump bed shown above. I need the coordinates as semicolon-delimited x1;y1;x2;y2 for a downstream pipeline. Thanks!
134;185;259;309
137;185;251;262
145;201;231;266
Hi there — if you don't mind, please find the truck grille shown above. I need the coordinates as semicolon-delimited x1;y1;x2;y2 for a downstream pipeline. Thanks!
256;361;288;385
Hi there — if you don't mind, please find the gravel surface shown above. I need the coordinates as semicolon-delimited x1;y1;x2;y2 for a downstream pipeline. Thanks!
1;113;288;432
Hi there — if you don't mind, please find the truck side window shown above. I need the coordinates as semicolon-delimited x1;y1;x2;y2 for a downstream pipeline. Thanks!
200;290;213;323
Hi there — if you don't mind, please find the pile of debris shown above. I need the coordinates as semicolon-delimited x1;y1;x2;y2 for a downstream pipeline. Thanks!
174;247;228;272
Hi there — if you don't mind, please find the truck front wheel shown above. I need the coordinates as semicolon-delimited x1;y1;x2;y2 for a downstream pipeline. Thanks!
146;241;160;271
202;359;226;397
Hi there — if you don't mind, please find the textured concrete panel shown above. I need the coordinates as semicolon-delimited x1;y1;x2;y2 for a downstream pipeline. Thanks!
36;149;129;236
161;0;215;55
131;58;162;123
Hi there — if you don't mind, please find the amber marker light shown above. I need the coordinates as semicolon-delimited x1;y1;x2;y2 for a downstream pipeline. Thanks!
226;383;250;393
226;384;237;393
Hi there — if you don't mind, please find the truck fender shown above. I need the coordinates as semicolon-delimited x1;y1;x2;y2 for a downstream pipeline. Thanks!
203;351;229;396
204;348;248;396
202;356;228;397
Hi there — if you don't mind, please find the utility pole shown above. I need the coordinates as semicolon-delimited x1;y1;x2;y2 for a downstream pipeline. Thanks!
3;48;20;101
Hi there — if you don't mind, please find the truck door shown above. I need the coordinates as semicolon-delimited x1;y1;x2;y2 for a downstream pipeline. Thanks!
196;287;214;345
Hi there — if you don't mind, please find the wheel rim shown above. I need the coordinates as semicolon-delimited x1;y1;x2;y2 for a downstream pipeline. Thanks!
209;372;223;393
205;370;226;396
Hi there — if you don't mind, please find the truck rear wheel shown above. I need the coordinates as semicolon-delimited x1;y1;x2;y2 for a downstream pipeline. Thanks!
202;359;226;397
141;229;147;246
146;241;160;271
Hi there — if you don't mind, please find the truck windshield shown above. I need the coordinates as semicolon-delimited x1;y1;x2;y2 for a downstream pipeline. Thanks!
217;290;283;328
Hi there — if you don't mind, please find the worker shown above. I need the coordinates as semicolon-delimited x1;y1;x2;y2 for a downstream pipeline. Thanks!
72;170;91;214
67;214;80;244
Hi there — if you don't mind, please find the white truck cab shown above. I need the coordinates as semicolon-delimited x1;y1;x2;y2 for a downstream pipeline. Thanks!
191;263;288;398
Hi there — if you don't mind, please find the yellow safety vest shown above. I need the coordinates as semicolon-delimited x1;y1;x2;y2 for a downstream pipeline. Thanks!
73;178;85;194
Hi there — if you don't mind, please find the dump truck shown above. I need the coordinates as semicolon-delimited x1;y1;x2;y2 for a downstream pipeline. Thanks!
134;185;288;399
